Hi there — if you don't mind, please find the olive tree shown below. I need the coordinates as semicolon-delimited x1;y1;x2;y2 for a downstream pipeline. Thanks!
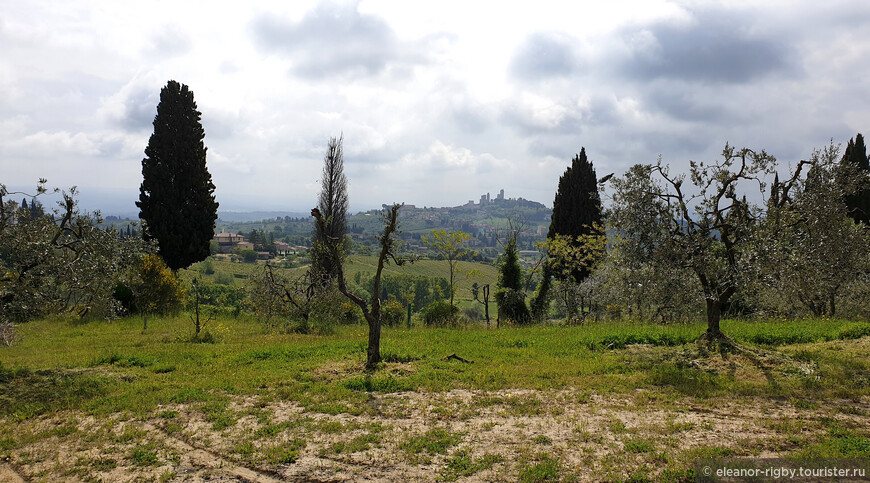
751;143;870;317
1;180;146;340
608;145;775;340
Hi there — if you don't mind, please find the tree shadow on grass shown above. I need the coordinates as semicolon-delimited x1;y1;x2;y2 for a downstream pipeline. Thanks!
0;364;113;420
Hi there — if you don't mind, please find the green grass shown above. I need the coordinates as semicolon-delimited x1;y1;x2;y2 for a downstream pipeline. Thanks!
1;315;869;422
439;449;503;481
518;454;563;482
399;428;462;459
130;444;159;466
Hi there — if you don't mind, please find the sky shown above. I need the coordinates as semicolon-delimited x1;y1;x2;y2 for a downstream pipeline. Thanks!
2;0;870;215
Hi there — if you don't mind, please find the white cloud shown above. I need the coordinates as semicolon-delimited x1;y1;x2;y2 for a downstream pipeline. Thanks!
1;0;869;214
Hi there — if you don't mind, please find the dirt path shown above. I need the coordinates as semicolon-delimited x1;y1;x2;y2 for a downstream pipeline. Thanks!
1;388;867;481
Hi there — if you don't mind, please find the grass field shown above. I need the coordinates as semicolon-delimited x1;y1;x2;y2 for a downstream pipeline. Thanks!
182;255;499;304
1;315;869;481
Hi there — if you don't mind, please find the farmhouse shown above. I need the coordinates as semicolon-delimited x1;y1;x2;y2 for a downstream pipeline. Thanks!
213;232;245;253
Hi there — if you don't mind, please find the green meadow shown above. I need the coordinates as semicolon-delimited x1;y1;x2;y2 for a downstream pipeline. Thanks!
1;314;869;481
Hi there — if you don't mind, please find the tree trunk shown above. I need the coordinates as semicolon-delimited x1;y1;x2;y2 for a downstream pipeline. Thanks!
483;285;490;328
366;315;381;368
705;299;722;337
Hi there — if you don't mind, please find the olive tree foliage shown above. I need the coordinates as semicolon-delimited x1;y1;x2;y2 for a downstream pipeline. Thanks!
248;264;340;334
1;181;146;340
606;145;776;340
313;203;412;368
591;240;703;322
599;169;704;322
749;143;870;317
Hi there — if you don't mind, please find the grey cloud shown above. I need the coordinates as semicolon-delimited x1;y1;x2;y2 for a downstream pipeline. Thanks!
510;32;581;81
120;87;157;132
643;85;732;123
620;9;798;84
250;2;422;79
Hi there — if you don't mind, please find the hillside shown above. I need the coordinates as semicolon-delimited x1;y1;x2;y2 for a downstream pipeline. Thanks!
214;196;552;257
182;256;499;305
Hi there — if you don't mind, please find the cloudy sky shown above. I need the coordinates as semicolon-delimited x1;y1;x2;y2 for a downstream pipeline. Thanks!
2;0;870;214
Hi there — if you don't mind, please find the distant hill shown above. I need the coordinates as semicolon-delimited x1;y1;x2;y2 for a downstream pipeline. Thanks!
217;211;311;223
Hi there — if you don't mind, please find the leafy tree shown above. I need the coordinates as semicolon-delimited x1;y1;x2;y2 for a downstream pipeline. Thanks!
422;229;471;307
841;133;870;225
313;203;411;368
1;181;145;335
136;80;218;270
249;264;341;334
538;227;606;321
752;143;870;317
608;145;775;341
495;232;530;325
312;135;349;281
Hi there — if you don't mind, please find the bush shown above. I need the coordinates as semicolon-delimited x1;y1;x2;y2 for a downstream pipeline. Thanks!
341;302;363;324
131;254;185;315
382;300;406;327
199;257;215;275
239;249;258;263
421;300;459;327
187;282;246;315
495;289;531;325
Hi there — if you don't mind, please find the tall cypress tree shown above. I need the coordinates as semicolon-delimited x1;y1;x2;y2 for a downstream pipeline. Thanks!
842;133;870;225
312;135;349;281
136;80;218;270
546;147;603;283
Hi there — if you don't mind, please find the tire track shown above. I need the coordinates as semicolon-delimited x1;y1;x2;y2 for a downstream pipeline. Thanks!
141;422;285;483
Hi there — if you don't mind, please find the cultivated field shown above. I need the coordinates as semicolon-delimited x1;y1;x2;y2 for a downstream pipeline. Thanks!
1;316;869;481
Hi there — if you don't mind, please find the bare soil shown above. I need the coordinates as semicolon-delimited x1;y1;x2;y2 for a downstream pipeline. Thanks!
2;387;868;482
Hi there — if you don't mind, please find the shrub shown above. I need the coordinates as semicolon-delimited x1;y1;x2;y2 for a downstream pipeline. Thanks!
381;300;406;327
236;248;258;263
495;289;531;325
341;301;363;324
421;300;459;327
131;254;185;315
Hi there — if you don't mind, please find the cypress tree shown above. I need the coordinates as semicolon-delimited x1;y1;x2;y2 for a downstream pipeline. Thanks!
312;135;349;281
136;80;218;270
495;234;531;325
842;133;870;225
546;147;602;283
